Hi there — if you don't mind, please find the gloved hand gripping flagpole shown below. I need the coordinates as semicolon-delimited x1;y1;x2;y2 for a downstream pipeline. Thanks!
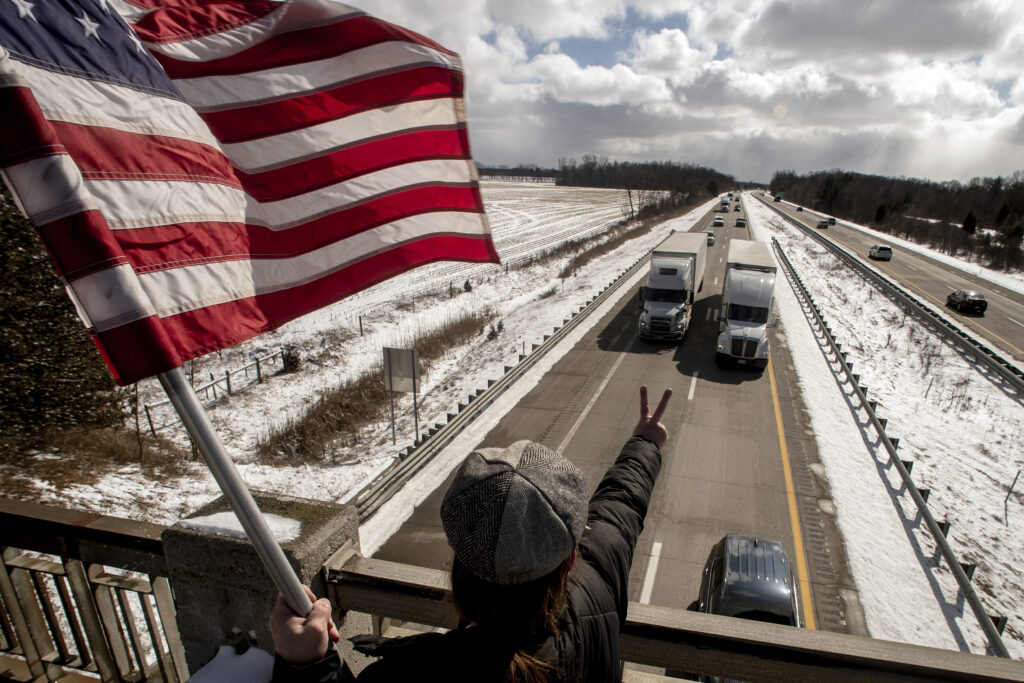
158;367;314;618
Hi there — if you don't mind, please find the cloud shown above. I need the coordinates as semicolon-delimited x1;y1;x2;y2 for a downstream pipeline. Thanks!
526;54;673;106
369;0;1024;182
489;0;628;42
621;28;712;88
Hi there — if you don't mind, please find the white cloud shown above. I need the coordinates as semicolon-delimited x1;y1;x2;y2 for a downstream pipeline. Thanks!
883;61;1003;115
489;0;628;42
622;28;712;88
365;0;1024;181
526;53;674;106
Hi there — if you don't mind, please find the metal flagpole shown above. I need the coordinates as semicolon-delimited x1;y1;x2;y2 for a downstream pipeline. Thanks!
158;367;313;617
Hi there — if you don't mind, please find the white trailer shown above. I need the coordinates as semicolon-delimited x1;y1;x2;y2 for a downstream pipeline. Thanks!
637;231;708;341
716;240;777;368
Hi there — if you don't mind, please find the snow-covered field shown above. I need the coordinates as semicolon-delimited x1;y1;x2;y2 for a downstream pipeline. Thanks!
16;183;1024;658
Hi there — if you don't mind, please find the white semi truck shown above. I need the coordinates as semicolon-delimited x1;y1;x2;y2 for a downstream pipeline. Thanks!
716;239;777;368
637;231;707;341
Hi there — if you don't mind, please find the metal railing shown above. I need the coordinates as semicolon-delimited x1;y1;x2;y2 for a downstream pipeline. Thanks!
0;498;186;682
328;554;1024;681
771;237;1010;657
2;498;1023;682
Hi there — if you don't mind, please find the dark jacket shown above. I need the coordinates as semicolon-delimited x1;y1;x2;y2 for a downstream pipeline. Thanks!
273;435;662;682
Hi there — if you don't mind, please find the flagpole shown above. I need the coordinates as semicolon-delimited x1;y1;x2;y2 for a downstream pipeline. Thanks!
158;367;314;618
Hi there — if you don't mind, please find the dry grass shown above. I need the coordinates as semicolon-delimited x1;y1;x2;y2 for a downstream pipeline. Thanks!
0;428;191;496
257;310;496;463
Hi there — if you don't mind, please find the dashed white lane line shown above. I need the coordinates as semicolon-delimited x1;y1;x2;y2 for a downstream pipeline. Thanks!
1008;317;1024;329
556;334;634;454
713;276;719;286
640;541;663;604
687;372;699;401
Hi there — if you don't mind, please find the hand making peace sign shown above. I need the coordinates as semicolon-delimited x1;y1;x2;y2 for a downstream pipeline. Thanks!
632;385;672;449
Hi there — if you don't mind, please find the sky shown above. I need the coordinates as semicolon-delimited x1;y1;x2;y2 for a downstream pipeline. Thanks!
368;0;1024;184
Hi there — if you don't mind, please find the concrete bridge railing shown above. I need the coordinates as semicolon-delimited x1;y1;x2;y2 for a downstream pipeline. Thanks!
1;495;1022;682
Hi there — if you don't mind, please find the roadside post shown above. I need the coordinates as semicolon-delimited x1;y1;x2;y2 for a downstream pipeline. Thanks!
383;348;421;445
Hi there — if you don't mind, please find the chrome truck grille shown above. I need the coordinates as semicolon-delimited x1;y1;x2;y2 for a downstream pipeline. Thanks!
731;337;758;358
651;317;673;334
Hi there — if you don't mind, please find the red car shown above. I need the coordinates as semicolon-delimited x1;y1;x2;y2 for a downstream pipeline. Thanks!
946;290;987;315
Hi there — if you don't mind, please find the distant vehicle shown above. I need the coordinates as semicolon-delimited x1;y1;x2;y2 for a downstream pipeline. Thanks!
816;219;829;229
773;195;781;202
713;216;725;227
869;245;892;260
637;232;708;341
736;216;746;227
946;290;987;315
828;217;836;225
734;204;741;212
706;231;716;245
696;533;801;625
796;206;803;212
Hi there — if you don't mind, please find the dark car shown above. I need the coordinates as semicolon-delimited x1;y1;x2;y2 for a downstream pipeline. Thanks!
796;206;803;212
947;290;987;314
687;534;801;681
734;204;741;212
696;534;801;627
816;219;829;229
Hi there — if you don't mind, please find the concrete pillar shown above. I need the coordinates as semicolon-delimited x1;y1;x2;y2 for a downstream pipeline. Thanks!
161;491;359;674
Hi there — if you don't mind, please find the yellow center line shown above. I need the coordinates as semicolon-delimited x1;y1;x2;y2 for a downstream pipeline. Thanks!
767;357;816;630
871;263;1024;358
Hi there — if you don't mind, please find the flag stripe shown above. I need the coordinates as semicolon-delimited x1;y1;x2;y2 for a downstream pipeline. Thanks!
219;97;463;172
61;118;471;201
41;186;484;278
199;66;462;142
146;11;457;78
84;158;476;230
93;233;496;383
135;211;493;321
4;57;215;146
53;120;240;188
176;40;457;111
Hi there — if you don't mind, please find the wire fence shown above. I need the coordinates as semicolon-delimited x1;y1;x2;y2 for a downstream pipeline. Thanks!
141;348;284;435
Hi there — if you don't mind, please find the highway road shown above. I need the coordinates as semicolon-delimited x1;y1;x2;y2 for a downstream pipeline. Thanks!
766;198;1024;365
372;198;860;646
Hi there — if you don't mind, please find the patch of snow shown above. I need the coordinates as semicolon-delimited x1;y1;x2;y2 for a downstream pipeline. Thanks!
180;511;302;544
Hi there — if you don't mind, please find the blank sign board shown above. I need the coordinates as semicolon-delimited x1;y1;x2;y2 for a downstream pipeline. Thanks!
383;347;419;393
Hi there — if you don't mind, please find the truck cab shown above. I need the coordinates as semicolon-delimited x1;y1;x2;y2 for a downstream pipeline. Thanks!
638;232;707;342
716;240;776;369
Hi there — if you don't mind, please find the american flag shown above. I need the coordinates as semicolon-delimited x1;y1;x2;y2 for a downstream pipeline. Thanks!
0;0;498;385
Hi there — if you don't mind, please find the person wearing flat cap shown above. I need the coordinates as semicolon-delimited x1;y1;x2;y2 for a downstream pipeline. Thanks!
270;385;672;682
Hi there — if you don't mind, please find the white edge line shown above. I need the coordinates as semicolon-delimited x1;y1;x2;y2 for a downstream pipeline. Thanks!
639;541;663;604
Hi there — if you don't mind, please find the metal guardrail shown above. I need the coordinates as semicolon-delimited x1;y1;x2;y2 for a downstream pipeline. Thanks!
770;237;1011;658
353;254;652;520
756;196;1024;397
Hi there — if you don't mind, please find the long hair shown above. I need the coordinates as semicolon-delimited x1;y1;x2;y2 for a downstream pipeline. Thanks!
450;554;575;683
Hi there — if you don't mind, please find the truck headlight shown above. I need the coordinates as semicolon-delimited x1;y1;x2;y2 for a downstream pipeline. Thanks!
716;343;724;352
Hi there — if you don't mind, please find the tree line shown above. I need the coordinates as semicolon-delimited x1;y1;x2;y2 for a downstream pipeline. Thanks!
770;169;1024;269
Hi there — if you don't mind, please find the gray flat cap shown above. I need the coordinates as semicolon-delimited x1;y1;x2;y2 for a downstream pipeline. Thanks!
441;441;588;585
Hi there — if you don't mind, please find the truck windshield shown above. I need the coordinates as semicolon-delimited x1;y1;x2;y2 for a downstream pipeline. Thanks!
647;288;686;303
727;304;769;323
